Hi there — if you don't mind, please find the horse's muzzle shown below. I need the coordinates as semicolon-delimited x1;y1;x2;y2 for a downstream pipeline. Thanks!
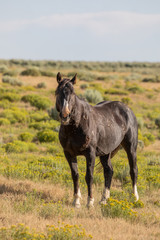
60;99;71;124
60;113;70;125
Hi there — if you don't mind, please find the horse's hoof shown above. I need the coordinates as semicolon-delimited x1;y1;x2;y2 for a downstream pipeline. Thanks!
72;199;81;208
87;197;94;208
74;203;81;208
99;199;107;205
87;203;94;208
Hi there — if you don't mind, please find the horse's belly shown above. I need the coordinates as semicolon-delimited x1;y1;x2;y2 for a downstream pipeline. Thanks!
96;124;125;155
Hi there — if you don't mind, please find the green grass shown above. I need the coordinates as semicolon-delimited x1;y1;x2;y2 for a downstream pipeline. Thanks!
0;60;160;240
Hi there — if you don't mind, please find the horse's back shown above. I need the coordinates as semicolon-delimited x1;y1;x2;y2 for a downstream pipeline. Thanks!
94;100;137;133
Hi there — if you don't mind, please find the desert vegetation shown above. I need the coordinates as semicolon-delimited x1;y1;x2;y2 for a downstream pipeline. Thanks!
0;59;160;239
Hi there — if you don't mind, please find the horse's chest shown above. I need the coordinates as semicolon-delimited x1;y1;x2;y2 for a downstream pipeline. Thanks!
59;128;89;155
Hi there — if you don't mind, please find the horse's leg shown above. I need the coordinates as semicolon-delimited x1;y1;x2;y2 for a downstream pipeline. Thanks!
99;153;113;204
122;132;139;201
64;151;81;208
85;148;95;208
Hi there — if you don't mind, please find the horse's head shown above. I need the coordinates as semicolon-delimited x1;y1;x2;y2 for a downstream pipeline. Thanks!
55;72;77;125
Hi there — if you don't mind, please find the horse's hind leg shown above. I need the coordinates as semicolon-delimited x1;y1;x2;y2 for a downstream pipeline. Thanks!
99;153;113;204
122;132;139;201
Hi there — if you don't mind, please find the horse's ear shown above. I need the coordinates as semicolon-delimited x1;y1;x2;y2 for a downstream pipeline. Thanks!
57;72;62;83
70;73;77;85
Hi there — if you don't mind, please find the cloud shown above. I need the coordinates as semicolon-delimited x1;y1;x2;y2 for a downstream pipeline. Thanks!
1;11;160;36
0;19;31;32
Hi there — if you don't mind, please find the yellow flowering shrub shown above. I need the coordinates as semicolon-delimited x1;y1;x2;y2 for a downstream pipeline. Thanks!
101;198;138;220
0;223;92;240
3;140;38;153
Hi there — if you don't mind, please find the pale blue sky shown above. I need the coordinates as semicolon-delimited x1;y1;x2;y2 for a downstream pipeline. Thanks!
0;0;160;61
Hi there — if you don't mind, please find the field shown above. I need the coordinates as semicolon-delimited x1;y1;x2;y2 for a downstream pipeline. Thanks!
0;59;160;240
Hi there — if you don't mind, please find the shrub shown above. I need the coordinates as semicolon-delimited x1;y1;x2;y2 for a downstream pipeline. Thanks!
3;69;18;77
37;129;59;142
29;111;49;122
146;93;155;99
0;64;8;73
21;67;41;76
0;223;92;240
90;83;105;94
105;88;128;95
0;108;29;124
125;73;141;82
36;82;46;88
0;118;10;126
137;117;144;130
133;199;144;208
27;142;39;152
29;120;60;131
2;76;23;86
121;97;131;105
18;132;34;142
101;198;137;220
155;116;160;128
144;133;155;143
142;76;160;83
84;89;103;104
29;122;46;130
3;140;38;153
138;130;155;146
68;71;96;82
0;92;21;102
22;85;36;91
46;145;60;154
4;140;29;153
127;85;144;94
80;83;89;89
21;94;52;110
96;76;108;81
40;70;56;77
48;107;59;121
0;99;14;109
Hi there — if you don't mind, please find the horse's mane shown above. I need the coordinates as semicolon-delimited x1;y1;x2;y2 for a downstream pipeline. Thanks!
71;94;91;127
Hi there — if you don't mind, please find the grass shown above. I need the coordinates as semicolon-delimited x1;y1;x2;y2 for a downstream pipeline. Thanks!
0;60;160;239
0;176;159;240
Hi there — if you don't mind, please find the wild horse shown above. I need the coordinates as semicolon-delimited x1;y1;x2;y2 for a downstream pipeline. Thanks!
55;72;139;208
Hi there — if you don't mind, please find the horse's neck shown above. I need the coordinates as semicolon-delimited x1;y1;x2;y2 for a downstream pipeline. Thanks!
72;95;91;127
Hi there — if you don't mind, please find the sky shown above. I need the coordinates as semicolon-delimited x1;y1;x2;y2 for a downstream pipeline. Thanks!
0;0;160;62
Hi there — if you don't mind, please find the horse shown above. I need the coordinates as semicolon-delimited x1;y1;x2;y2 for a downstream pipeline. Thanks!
55;72;139;208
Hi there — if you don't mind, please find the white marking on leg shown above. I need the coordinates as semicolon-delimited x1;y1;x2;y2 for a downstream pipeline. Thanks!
100;187;110;205
72;188;82;208
103;187;110;199
133;184;139;201
87;196;94;208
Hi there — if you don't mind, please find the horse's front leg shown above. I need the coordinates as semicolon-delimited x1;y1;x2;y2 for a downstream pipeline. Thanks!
85;148;95;208
64;151;81;208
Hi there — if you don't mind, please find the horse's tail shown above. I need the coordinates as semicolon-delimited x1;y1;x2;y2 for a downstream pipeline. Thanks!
111;144;122;158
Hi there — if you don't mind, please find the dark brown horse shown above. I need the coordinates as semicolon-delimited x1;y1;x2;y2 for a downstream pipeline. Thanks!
55;72;139;208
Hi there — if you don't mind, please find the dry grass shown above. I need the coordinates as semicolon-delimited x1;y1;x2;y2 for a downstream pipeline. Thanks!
0;176;159;240
1;67;160;239
19;76;57;90
145;140;160;153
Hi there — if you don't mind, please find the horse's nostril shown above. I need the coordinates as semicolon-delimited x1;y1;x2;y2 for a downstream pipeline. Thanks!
60;112;70;123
